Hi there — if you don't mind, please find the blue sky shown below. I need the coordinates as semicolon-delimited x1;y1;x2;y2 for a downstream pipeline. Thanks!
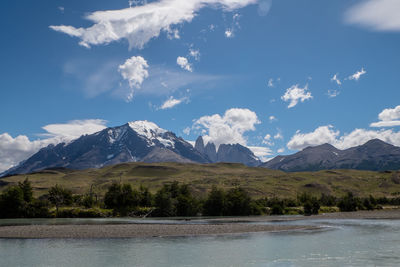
1;0;400;171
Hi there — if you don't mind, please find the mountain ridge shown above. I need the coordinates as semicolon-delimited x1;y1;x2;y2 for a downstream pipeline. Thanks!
262;139;400;172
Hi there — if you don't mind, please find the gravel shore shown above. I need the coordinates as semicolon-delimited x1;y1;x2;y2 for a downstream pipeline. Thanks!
0;224;316;239
0;209;399;239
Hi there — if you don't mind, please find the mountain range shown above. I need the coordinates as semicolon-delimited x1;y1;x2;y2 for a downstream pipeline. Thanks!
2;121;259;176
261;139;400;172
2;120;400;177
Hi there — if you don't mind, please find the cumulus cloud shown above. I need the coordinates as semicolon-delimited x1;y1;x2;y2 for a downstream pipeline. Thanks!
370;105;400;127
287;125;400;151
331;74;341;85
0;120;107;173
348;68;366;81
281;84;313;108
50;0;257;49
177;56;193;72
287;126;339;150
344;0;400;32
118;56;149;101
193;108;260;148
159;96;187;109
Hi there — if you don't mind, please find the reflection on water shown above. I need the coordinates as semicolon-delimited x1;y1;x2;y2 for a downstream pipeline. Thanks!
1;218;400;266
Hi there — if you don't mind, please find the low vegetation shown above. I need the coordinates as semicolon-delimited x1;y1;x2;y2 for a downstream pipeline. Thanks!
0;178;398;219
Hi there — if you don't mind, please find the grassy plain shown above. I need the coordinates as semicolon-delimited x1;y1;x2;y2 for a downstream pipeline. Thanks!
1;162;400;199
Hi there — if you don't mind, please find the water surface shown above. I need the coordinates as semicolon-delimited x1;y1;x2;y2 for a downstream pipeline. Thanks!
1;218;399;266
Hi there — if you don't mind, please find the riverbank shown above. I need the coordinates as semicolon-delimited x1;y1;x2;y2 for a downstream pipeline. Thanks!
1;209;400;239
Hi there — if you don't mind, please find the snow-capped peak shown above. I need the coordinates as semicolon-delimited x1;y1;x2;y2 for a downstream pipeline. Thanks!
128;120;167;139
128;120;174;148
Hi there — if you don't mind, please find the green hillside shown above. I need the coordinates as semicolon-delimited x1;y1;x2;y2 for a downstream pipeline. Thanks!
1;162;400;199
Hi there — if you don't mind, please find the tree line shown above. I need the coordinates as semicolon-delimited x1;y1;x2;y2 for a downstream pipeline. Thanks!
0;179;397;218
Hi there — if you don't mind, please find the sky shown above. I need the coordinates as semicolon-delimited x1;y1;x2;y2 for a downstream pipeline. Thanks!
1;0;400;172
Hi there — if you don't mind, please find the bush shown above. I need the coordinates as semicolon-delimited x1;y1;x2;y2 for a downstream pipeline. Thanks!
48;184;73;213
0;186;25;218
104;182;140;215
270;204;284;215
203;186;226;216
338;192;359;212
224;188;252;216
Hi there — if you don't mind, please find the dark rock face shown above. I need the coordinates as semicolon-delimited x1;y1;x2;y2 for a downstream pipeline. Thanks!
261;139;400;172
2;121;209;176
205;142;218;162
193;136;260;167
217;144;261;167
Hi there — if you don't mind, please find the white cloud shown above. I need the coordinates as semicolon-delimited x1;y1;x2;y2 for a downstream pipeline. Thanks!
50;0;257;49
269;115;277;122
348;68;366;81
344;0;400;32
193;108;260;148
277;148;285;153
189;48;201;61
281;84;313;108
327;89;340;98
370;121;400;128
0;119;107;173
262;134;273;146
159;96;187;110
177;56;193;72
183;127;191;135
378;105;400;121
267;78;274;87
118;56;149;101
331;73;341;85
370;105;400;127
274;132;283;140
225;29;233;38
248;146;273;162
287;126;339;151
41;119;108;140
287;125;400;151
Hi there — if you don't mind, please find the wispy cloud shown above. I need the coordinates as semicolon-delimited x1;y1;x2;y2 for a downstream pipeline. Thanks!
344;0;400;32
50;0;257;49
348;68;366;81
159;96;188;110
331;73;342;85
